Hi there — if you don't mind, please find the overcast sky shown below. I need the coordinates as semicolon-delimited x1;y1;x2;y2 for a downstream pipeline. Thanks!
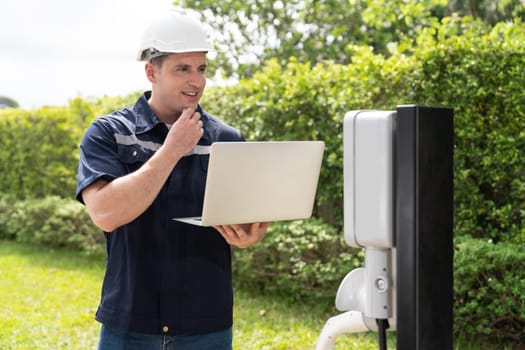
0;0;182;109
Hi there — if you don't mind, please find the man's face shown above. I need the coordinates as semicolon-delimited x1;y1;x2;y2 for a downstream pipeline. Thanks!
147;52;207;120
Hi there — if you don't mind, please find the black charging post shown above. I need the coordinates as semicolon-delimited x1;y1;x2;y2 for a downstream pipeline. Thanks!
395;105;454;350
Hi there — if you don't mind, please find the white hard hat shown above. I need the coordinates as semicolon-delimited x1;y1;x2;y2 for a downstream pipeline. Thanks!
137;8;214;61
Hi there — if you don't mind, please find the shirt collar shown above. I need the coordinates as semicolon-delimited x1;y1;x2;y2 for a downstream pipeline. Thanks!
132;91;161;134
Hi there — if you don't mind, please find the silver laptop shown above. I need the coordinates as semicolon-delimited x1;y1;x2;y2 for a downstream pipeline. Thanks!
173;141;325;226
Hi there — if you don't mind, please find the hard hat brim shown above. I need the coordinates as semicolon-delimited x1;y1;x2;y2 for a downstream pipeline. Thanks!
137;47;217;61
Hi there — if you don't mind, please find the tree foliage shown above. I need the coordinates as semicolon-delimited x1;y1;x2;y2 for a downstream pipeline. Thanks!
0;96;19;109
449;0;525;25
176;0;524;77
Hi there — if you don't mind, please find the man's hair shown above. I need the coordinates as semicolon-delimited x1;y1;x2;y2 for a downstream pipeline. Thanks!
150;55;167;68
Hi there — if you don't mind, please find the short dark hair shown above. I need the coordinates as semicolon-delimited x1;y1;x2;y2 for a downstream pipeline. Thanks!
150;55;167;68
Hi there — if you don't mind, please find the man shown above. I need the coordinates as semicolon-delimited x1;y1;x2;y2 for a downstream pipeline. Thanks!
76;9;269;350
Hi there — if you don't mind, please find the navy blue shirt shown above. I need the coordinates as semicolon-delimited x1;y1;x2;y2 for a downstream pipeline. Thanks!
76;92;244;335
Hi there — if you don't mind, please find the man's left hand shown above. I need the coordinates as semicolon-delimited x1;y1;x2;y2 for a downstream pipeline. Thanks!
213;222;270;248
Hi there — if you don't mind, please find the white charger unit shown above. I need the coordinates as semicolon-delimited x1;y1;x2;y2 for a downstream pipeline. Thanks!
316;110;398;349
343;110;395;249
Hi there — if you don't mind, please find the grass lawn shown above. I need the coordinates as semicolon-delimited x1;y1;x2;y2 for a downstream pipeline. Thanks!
0;241;103;349
0;240;387;349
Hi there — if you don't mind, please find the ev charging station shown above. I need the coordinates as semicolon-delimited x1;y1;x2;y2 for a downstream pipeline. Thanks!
316;105;454;350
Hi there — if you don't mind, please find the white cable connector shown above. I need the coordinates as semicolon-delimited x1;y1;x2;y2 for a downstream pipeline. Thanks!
315;311;370;350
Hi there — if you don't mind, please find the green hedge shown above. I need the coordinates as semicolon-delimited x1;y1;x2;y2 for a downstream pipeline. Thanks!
232;219;365;302
0;106;82;199
412;18;525;244
0;95;137;200
454;236;525;344
0;195;103;255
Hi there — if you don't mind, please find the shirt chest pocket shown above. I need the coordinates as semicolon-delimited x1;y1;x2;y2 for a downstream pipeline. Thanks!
117;144;154;173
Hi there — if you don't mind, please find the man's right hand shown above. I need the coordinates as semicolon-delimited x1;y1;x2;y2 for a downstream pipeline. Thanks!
164;108;204;159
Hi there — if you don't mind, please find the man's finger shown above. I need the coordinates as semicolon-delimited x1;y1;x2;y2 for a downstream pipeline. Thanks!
181;108;194;119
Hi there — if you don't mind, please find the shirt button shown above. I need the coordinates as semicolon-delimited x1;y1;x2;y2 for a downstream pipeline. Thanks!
162;326;169;333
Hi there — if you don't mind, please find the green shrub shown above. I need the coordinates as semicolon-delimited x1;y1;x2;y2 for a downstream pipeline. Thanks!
0;195;103;255
0;107;82;199
0;194;17;240
454;236;525;344
412;18;525;244
92;91;141;117
0;93;139;201
232;218;364;302
203;50;416;227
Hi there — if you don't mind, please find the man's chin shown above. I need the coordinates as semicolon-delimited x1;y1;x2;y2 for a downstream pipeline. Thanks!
182;103;199;112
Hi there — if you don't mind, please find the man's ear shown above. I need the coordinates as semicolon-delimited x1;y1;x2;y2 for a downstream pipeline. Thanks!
145;63;157;83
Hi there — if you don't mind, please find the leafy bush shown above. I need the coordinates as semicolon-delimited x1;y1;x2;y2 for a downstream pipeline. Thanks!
232;218;364;302
92;91;141;117
411;18;525;244
0;194;17;240
203;50;415;227
0;195;103;255
454;236;525;344
0;94;139;201
0;106;82;199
